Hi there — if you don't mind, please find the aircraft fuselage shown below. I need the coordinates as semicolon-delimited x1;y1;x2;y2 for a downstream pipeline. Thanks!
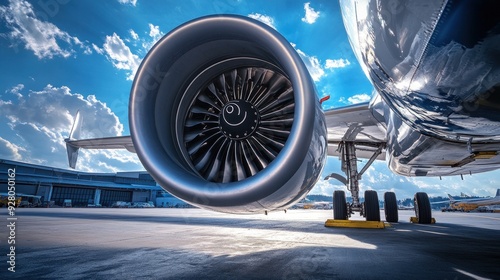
341;0;500;176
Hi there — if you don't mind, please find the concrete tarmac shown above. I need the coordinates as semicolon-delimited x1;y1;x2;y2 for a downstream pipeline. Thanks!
1;208;499;279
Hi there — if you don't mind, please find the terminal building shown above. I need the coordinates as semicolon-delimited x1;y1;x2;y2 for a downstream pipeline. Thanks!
0;159;185;207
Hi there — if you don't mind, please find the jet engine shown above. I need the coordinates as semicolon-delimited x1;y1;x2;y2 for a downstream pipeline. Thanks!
129;15;327;213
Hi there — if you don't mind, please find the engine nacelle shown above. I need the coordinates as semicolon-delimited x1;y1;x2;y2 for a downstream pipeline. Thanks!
129;15;327;213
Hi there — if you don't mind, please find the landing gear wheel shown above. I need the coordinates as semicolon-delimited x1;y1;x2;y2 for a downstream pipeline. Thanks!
364;190;380;221
414;192;432;224
384;192;398;223
333;190;348;220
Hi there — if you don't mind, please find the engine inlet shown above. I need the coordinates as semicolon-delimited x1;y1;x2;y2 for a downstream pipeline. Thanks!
183;66;294;183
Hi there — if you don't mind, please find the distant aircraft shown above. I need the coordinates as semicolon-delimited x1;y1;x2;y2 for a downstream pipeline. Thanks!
460;192;471;198
443;189;500;212
65;0;500;224
398;203;414;211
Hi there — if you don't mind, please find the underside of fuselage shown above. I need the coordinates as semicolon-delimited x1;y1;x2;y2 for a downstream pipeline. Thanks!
342;0;500;143
340;0;500;177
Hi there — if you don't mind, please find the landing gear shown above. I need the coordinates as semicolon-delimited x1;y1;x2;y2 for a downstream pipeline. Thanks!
325;141;435;227
363;190;380;221
413;192;432;224
326;142;386;227
384;192;398;223
333;190;348;220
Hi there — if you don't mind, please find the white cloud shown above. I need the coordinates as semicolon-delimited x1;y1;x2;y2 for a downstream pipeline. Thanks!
92;43;104;55
325;58;351;69
82;46;92;55
0;0;87;59
406;176;496;198
0;136;24;161
129;29;139;40
0;84;143;172
9;84;24;98
295;48;325;82
118;0;137;6
309;179;345;196
347;93;371;104
148;23;161;38
103;33;142;80
302;2;320;24
99;24;163;75
248;13;276;29
141;23;164;52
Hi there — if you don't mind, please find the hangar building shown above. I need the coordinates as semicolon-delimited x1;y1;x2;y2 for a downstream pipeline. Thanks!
0;159;179;207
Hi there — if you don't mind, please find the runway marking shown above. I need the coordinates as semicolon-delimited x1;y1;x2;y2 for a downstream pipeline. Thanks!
453;268;493;280
416;230;449;236
415;224;448;229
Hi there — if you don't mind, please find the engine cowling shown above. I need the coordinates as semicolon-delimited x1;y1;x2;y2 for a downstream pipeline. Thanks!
129;15;327;213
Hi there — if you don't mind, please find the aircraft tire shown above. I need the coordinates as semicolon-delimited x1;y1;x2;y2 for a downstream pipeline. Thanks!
384;192;398;223
333;190;348;220
414;192;432;224
364;190;380;221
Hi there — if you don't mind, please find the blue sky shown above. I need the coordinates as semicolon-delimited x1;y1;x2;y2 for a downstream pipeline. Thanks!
1;0;499;199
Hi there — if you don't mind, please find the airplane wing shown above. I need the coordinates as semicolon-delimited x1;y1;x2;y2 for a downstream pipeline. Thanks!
64;110;135;168
65;101;388;169
65;136;134;168
325;102;386;160
65;102;388;171
66;136;135;152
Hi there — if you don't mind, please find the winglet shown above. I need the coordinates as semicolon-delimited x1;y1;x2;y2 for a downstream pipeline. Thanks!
66;142;79;169
496;189;500;197
68;110;82;140
447;194;455;202
65;111;82;169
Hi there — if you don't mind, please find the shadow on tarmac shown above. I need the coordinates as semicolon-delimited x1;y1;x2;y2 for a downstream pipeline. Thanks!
6;210;500;279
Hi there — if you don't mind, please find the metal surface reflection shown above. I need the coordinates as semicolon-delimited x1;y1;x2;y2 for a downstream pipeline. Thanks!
128;15;327;213
332;0;500;178
340;0;500;142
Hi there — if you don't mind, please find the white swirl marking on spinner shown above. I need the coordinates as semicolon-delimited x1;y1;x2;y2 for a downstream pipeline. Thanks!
223;102;247;126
